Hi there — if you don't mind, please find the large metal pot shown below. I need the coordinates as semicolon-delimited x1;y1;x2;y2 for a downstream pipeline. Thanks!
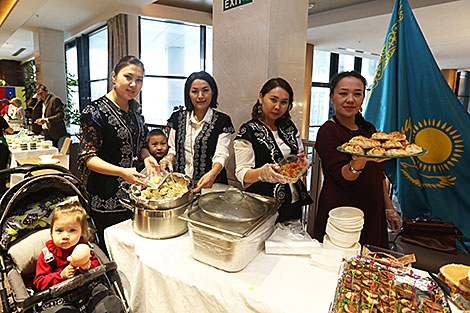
128;173;193;209
121;173;194;239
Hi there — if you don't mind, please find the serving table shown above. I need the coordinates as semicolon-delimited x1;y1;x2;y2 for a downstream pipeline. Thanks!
104;220;339;313
9;147;59;168
10;154;69;187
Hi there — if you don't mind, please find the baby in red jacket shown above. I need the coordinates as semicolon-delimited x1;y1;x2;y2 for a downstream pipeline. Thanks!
34;199;100;291
33;199;125;312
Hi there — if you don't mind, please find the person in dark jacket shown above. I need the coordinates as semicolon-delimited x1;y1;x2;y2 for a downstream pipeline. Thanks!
0;116;13;195
32;84;68;148
78;56;158;253
234;78;312;222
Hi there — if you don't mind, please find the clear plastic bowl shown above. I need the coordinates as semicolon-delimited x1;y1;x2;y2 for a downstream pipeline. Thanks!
276;155;309;183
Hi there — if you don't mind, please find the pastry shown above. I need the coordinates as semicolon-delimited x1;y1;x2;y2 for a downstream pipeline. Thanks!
388;132;406;141
381;140;403;149
344;144;365;155
361;138;382;149
367;147;386;156
439;264;470;300
385;148;407;157
349;136;369;145
371;132;390;140
404;143;423;155
348;136;381;149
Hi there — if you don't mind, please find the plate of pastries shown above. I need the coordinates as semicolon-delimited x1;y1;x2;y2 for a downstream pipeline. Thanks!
337;132;426;158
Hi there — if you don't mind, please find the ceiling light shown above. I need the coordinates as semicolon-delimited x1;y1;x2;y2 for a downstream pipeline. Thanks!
12;47;26;57
0;0;19;28
308;2;315;10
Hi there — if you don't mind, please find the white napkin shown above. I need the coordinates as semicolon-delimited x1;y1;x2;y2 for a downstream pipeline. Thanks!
265;220;321;255
309;248;344;273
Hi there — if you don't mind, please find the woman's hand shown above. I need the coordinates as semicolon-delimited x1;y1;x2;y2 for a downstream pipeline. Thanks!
194;170;218;193
259;163;287;184
386;209;402;232
297;152;311;169
160;154;175;172
60;264;76;279
120;167;147;186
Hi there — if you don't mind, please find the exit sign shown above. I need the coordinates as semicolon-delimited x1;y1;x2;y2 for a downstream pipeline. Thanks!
224;0;253;11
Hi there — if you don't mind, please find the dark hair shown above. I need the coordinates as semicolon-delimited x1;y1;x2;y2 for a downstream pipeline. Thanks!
113;55;145;75
329;71;367;96
36;84;48;92
329;71;373;134
251;77;294;127
147;128;167;143
184;71;218;110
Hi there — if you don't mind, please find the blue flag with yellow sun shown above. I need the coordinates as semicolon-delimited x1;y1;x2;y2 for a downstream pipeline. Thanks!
364;0;470;241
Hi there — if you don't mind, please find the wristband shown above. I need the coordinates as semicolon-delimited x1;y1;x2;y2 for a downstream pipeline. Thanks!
349;164;363;174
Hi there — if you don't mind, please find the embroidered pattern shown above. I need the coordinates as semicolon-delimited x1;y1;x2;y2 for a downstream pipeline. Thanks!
193;112;218;181
79;96;146;212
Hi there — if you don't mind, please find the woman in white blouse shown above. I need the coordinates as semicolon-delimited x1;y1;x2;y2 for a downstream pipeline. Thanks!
7;98;25;122
234;78;312;222
162;71;235;192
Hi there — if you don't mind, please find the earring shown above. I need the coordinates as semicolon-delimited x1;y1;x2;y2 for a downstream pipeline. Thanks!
257;104;262;114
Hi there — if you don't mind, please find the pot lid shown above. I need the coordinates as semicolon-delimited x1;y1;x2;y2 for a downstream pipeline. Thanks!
198;188;270;222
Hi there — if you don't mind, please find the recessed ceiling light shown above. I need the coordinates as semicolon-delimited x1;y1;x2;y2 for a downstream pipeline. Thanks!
12;47;26;57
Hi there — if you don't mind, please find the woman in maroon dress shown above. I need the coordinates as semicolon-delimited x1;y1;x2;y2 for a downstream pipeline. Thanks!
314;71;401;248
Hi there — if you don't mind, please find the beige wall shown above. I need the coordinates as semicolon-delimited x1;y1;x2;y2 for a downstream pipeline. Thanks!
212;1;308;185
34;28;66;102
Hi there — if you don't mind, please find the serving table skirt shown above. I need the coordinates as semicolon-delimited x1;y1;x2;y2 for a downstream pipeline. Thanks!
104;220;338;313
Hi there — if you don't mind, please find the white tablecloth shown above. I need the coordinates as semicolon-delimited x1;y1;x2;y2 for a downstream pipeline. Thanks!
105;220;339;313
9;147;59;168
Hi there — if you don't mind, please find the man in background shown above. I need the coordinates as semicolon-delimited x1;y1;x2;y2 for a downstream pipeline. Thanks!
32;84;68;148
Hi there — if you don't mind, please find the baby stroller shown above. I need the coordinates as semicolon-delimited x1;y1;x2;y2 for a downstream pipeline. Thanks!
0;164;129;312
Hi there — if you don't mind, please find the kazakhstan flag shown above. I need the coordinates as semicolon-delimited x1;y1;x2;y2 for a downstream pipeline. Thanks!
365;0;470;242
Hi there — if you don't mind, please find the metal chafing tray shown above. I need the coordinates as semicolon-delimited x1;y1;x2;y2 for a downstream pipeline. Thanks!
179;191;280;238
179;190;280;272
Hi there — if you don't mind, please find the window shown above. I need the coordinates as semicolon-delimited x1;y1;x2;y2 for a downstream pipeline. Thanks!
309;87;330;140
89;27;108;101
140;17;212;126
312;50;330;83
361;57;378;110
308;50;378;140
65;45;79;114
338;54;355;72
205;26;213;74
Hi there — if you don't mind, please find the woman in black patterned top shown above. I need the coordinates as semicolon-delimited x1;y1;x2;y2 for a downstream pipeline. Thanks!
161;71;235;193
234;78;312;222
78;56;158;252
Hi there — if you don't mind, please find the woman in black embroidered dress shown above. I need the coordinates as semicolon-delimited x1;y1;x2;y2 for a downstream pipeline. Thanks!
234;78;312;222
314;71;401;248
78;56;158;252
161;71;234;193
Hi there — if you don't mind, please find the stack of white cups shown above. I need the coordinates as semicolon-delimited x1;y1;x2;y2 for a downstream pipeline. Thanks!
323;206;364;256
